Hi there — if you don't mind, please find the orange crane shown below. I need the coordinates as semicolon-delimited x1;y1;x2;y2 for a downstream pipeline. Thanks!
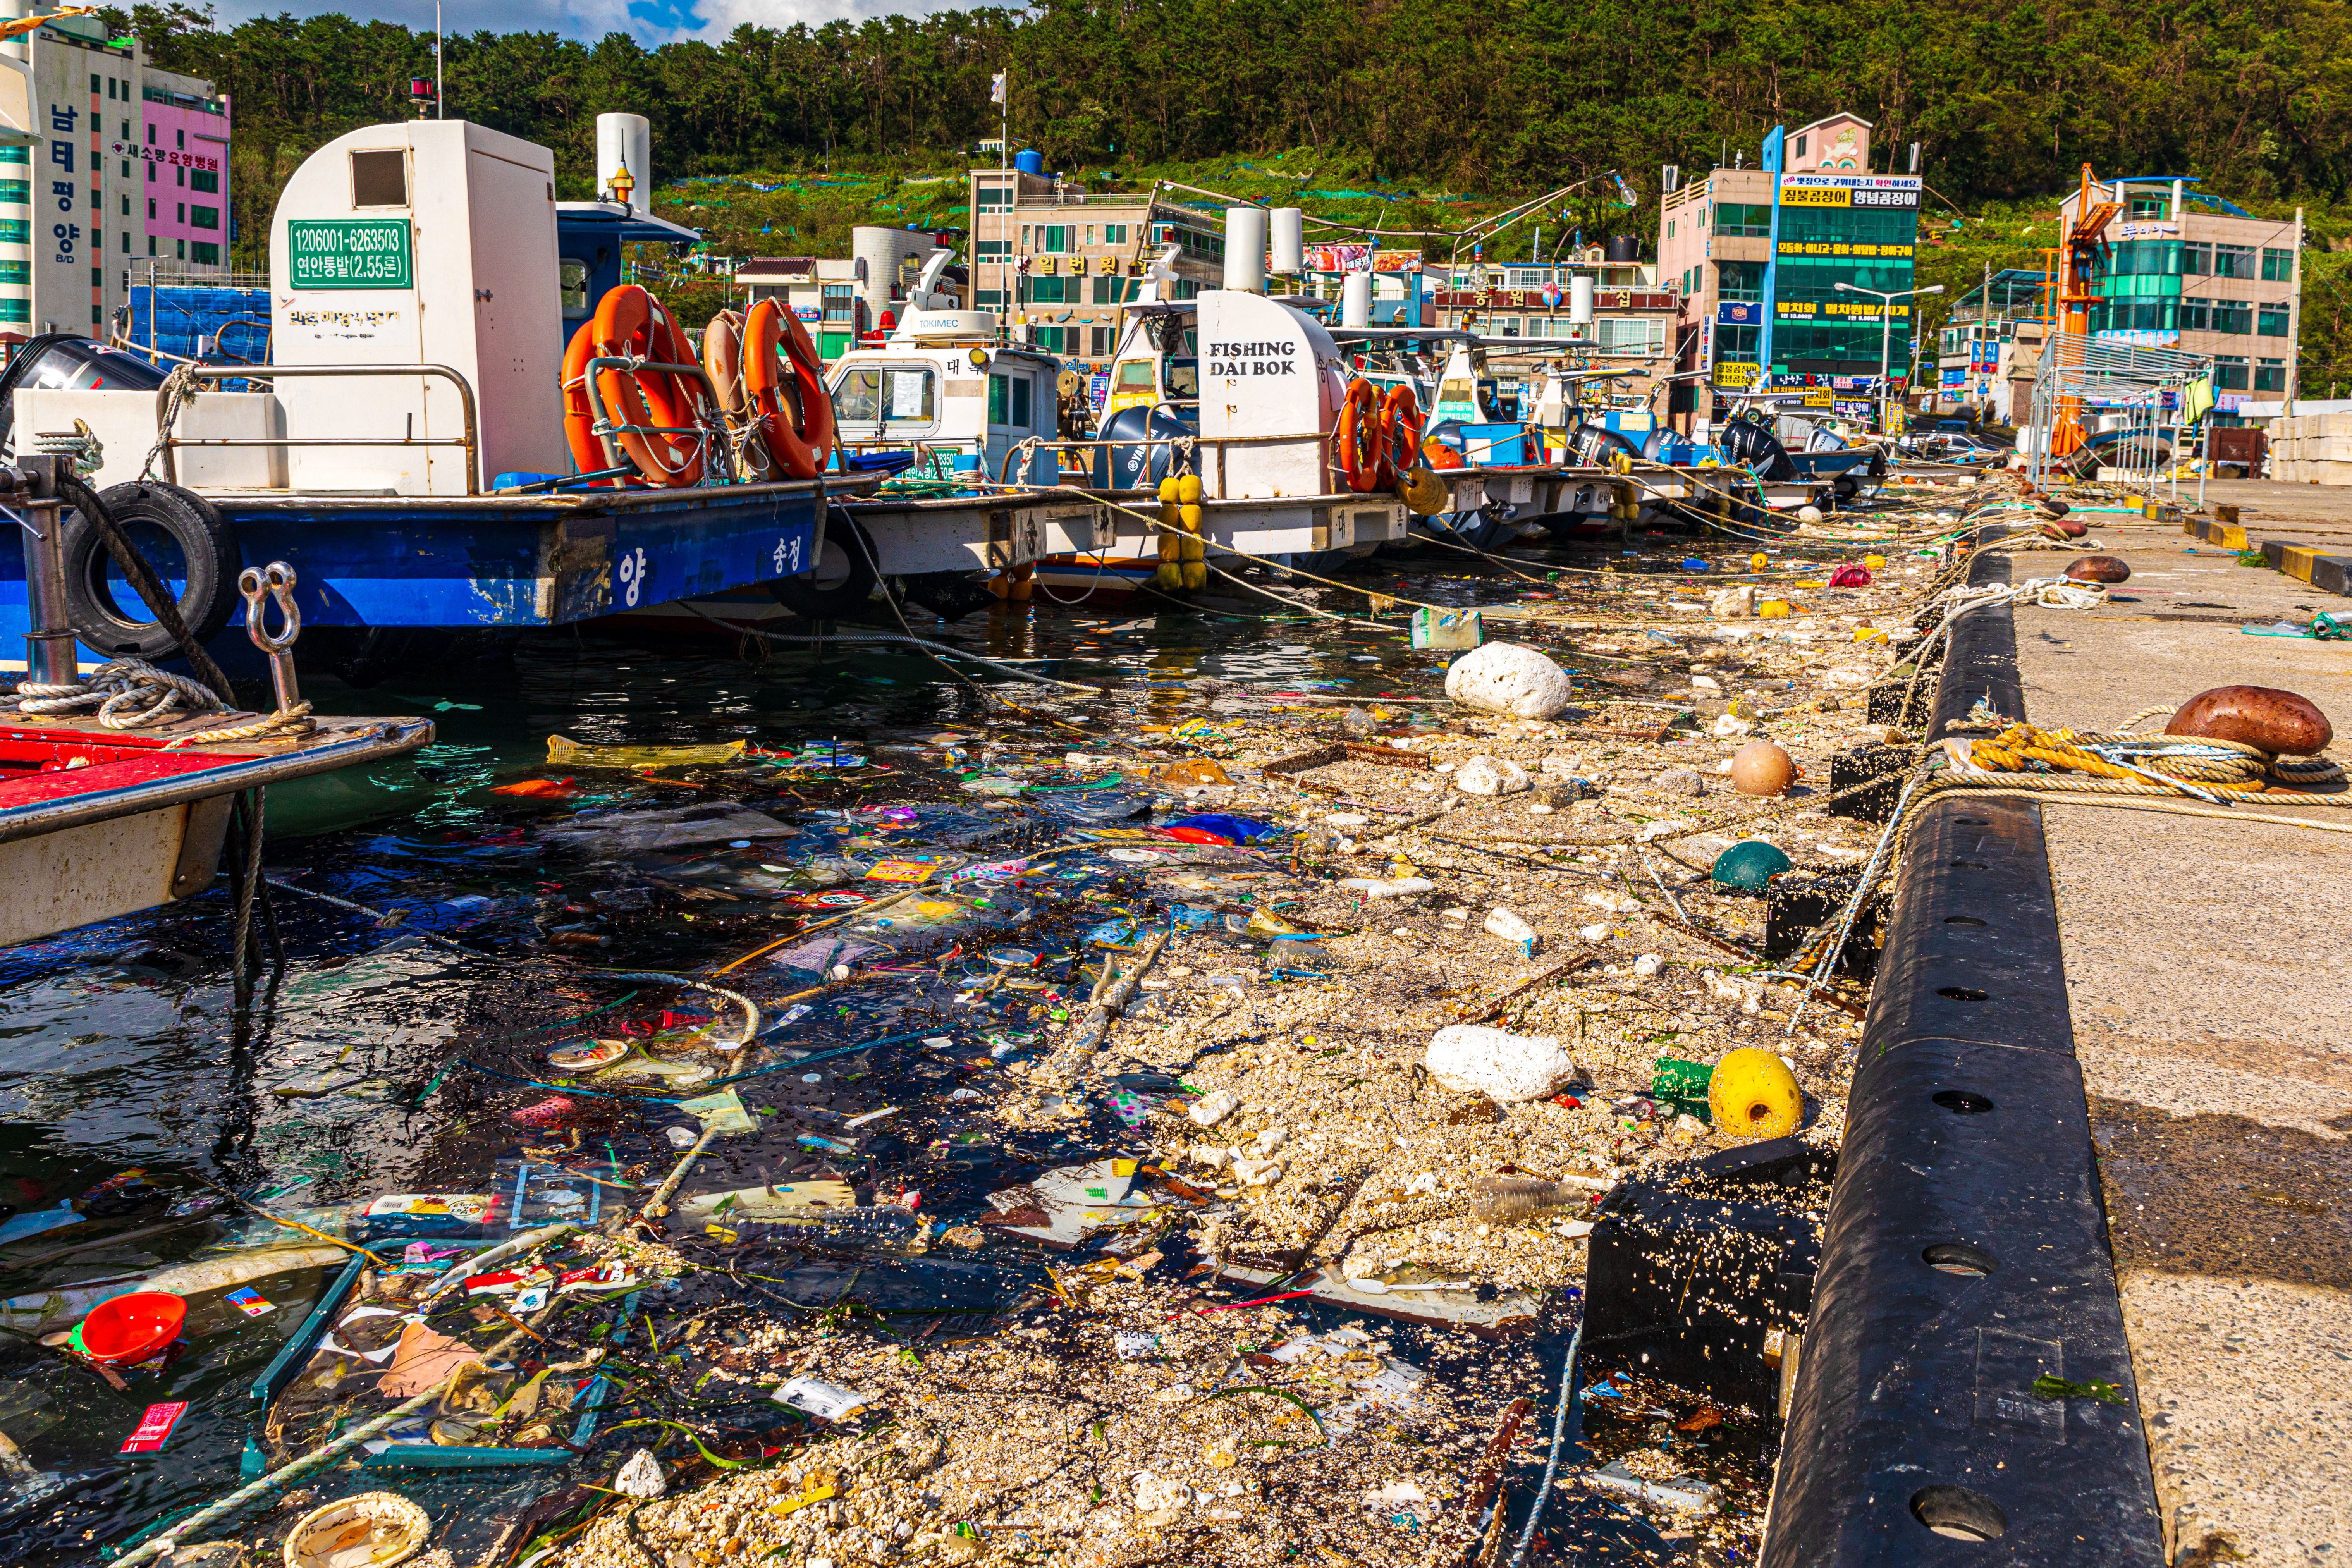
2050;163;2123;457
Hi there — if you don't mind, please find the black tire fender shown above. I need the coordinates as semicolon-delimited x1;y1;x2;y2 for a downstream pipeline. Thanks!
64;481;239;659
765;511;879;621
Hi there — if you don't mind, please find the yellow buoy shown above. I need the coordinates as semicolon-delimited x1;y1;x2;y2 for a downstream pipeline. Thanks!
1709;1047;1803;1141
1177;472;1203;504
1749;552;1769;573
1158;475;1181;503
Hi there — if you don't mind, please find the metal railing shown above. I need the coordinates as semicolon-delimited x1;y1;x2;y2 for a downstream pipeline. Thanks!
161;363;483;495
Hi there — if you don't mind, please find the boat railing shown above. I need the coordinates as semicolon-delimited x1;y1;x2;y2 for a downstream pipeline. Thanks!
577;356;739;485
996;426;1343;497
161;362;485;495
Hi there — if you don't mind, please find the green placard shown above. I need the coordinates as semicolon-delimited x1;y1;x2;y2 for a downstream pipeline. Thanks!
287;218;412;290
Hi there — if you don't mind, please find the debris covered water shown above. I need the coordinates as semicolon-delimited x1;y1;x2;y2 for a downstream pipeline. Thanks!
0;509;1990;1566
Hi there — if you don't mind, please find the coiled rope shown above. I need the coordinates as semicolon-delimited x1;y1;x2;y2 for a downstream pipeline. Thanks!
13;656;229;728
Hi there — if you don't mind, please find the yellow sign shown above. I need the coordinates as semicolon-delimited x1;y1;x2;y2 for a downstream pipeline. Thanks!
1716;361;1762;387
1096;254;1119;274
1803;390;1834;407
1779;184;1852;208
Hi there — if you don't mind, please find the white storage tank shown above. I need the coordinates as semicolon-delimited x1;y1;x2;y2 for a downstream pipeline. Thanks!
597;113;650;208
1224;208;1267;293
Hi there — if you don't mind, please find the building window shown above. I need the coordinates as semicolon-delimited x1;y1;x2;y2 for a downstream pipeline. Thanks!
977;239;1009;259
2262;246;2294;282
1042;224;1072;253
820;282;855;322
190;205;219;230
2213;244;2254;279
120;232;127;251
2212;300;2252;334
175;129;184;149
175;237;185;260
146;235;155;255
974;289;1005;307
2255;358;2286;392
1089;325;1113;356
975;182;1011;213
1714;202;1771;237
1717;260;1764;302
2182;243;2210;276
1104;223;1127;244
176;202;184;223
1666;218;1675;240
146;197;155;219
176;166;184;187
2213;355;2249;390
119;194;126;215
1030;276;1066;304
2259;304;2290;337
2179;299;2209;331
89;73;100;94
2128;196;2167;218
1793;135;1807;160
190;169;217;194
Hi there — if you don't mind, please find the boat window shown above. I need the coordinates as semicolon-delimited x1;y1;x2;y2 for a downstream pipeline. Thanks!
1113;359;1157;392
833;368;882;423
350;148;408;208
987;373;1033;427
1437;376;1476;407
1165;358;1198;399
560;258;590;312
882;368;935;425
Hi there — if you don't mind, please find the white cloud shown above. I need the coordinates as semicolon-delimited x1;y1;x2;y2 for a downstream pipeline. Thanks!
205;0;956;45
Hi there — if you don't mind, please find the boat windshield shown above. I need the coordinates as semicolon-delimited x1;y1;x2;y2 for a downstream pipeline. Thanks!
1165;357;1199;399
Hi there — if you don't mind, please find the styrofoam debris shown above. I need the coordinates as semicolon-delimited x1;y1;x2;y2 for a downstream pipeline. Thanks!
1424;1024;1578;1102
1444;642;1573;719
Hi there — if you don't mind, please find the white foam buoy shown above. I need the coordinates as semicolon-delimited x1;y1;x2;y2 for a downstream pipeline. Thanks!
1444;642;1573;719
1425;1024;1579;1102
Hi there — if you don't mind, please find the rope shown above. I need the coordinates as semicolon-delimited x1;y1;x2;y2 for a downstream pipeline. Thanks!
137;364;201;482
165;701;318;747
13;657;229;728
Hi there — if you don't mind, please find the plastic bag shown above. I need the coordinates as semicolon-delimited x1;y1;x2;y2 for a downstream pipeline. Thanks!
546;735;746;769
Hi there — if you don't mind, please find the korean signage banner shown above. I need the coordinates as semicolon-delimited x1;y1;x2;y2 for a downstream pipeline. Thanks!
1715;300;1763;327
1778;174;1922;209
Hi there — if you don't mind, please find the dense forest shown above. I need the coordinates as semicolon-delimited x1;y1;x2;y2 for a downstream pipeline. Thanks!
96;0;2352;389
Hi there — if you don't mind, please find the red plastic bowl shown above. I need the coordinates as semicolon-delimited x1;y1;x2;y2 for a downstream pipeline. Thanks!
79;1291;187;1365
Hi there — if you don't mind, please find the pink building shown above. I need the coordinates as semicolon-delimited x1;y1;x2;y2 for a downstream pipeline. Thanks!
124;69;230;268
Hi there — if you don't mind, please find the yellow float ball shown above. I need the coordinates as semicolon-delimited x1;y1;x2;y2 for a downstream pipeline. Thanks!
1179;560;1207;590
1158;476;1181;503
1179;503;1204;530
1709;1047;1804;1141
1749;552;1769;573
1177;473;1203;504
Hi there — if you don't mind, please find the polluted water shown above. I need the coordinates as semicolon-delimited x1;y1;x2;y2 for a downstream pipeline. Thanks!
0;499;1992;1567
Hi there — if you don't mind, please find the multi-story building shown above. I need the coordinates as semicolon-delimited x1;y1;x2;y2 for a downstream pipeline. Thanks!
1656;113;1920;429
733;226;965;361
1423;247;1680;401
2060;177;2299;415
0;8;231;340
965;163;1224;360
1926;269;2049;423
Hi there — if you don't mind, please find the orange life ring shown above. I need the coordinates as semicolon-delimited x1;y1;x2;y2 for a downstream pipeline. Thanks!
1378;384;1422;490
591;284;706;488
1336;377;1384;493
703;308;746;417
1422;433;1467;471
743;299;836;480
559;318;616;483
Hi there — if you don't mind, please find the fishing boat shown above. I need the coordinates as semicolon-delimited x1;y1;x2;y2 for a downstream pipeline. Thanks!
0;458;428;946
0;117;885;679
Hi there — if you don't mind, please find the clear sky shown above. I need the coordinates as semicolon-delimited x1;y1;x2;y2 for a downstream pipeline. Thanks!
206;0;945;43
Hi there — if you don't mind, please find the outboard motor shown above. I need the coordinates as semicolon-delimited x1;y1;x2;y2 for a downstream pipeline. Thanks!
1092;403;1193;490
1716;413;1799;481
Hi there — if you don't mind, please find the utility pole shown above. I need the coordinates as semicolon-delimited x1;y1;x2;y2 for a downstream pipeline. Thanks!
435;2;444;118
2285;205;2304;423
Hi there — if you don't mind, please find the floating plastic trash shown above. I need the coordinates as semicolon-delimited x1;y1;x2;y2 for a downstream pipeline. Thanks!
76;1291;186;1365
545;735;746;769
281;1490;433;1568
986;947;1038;968
546;1040;630;1071
1163;813;1277;845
